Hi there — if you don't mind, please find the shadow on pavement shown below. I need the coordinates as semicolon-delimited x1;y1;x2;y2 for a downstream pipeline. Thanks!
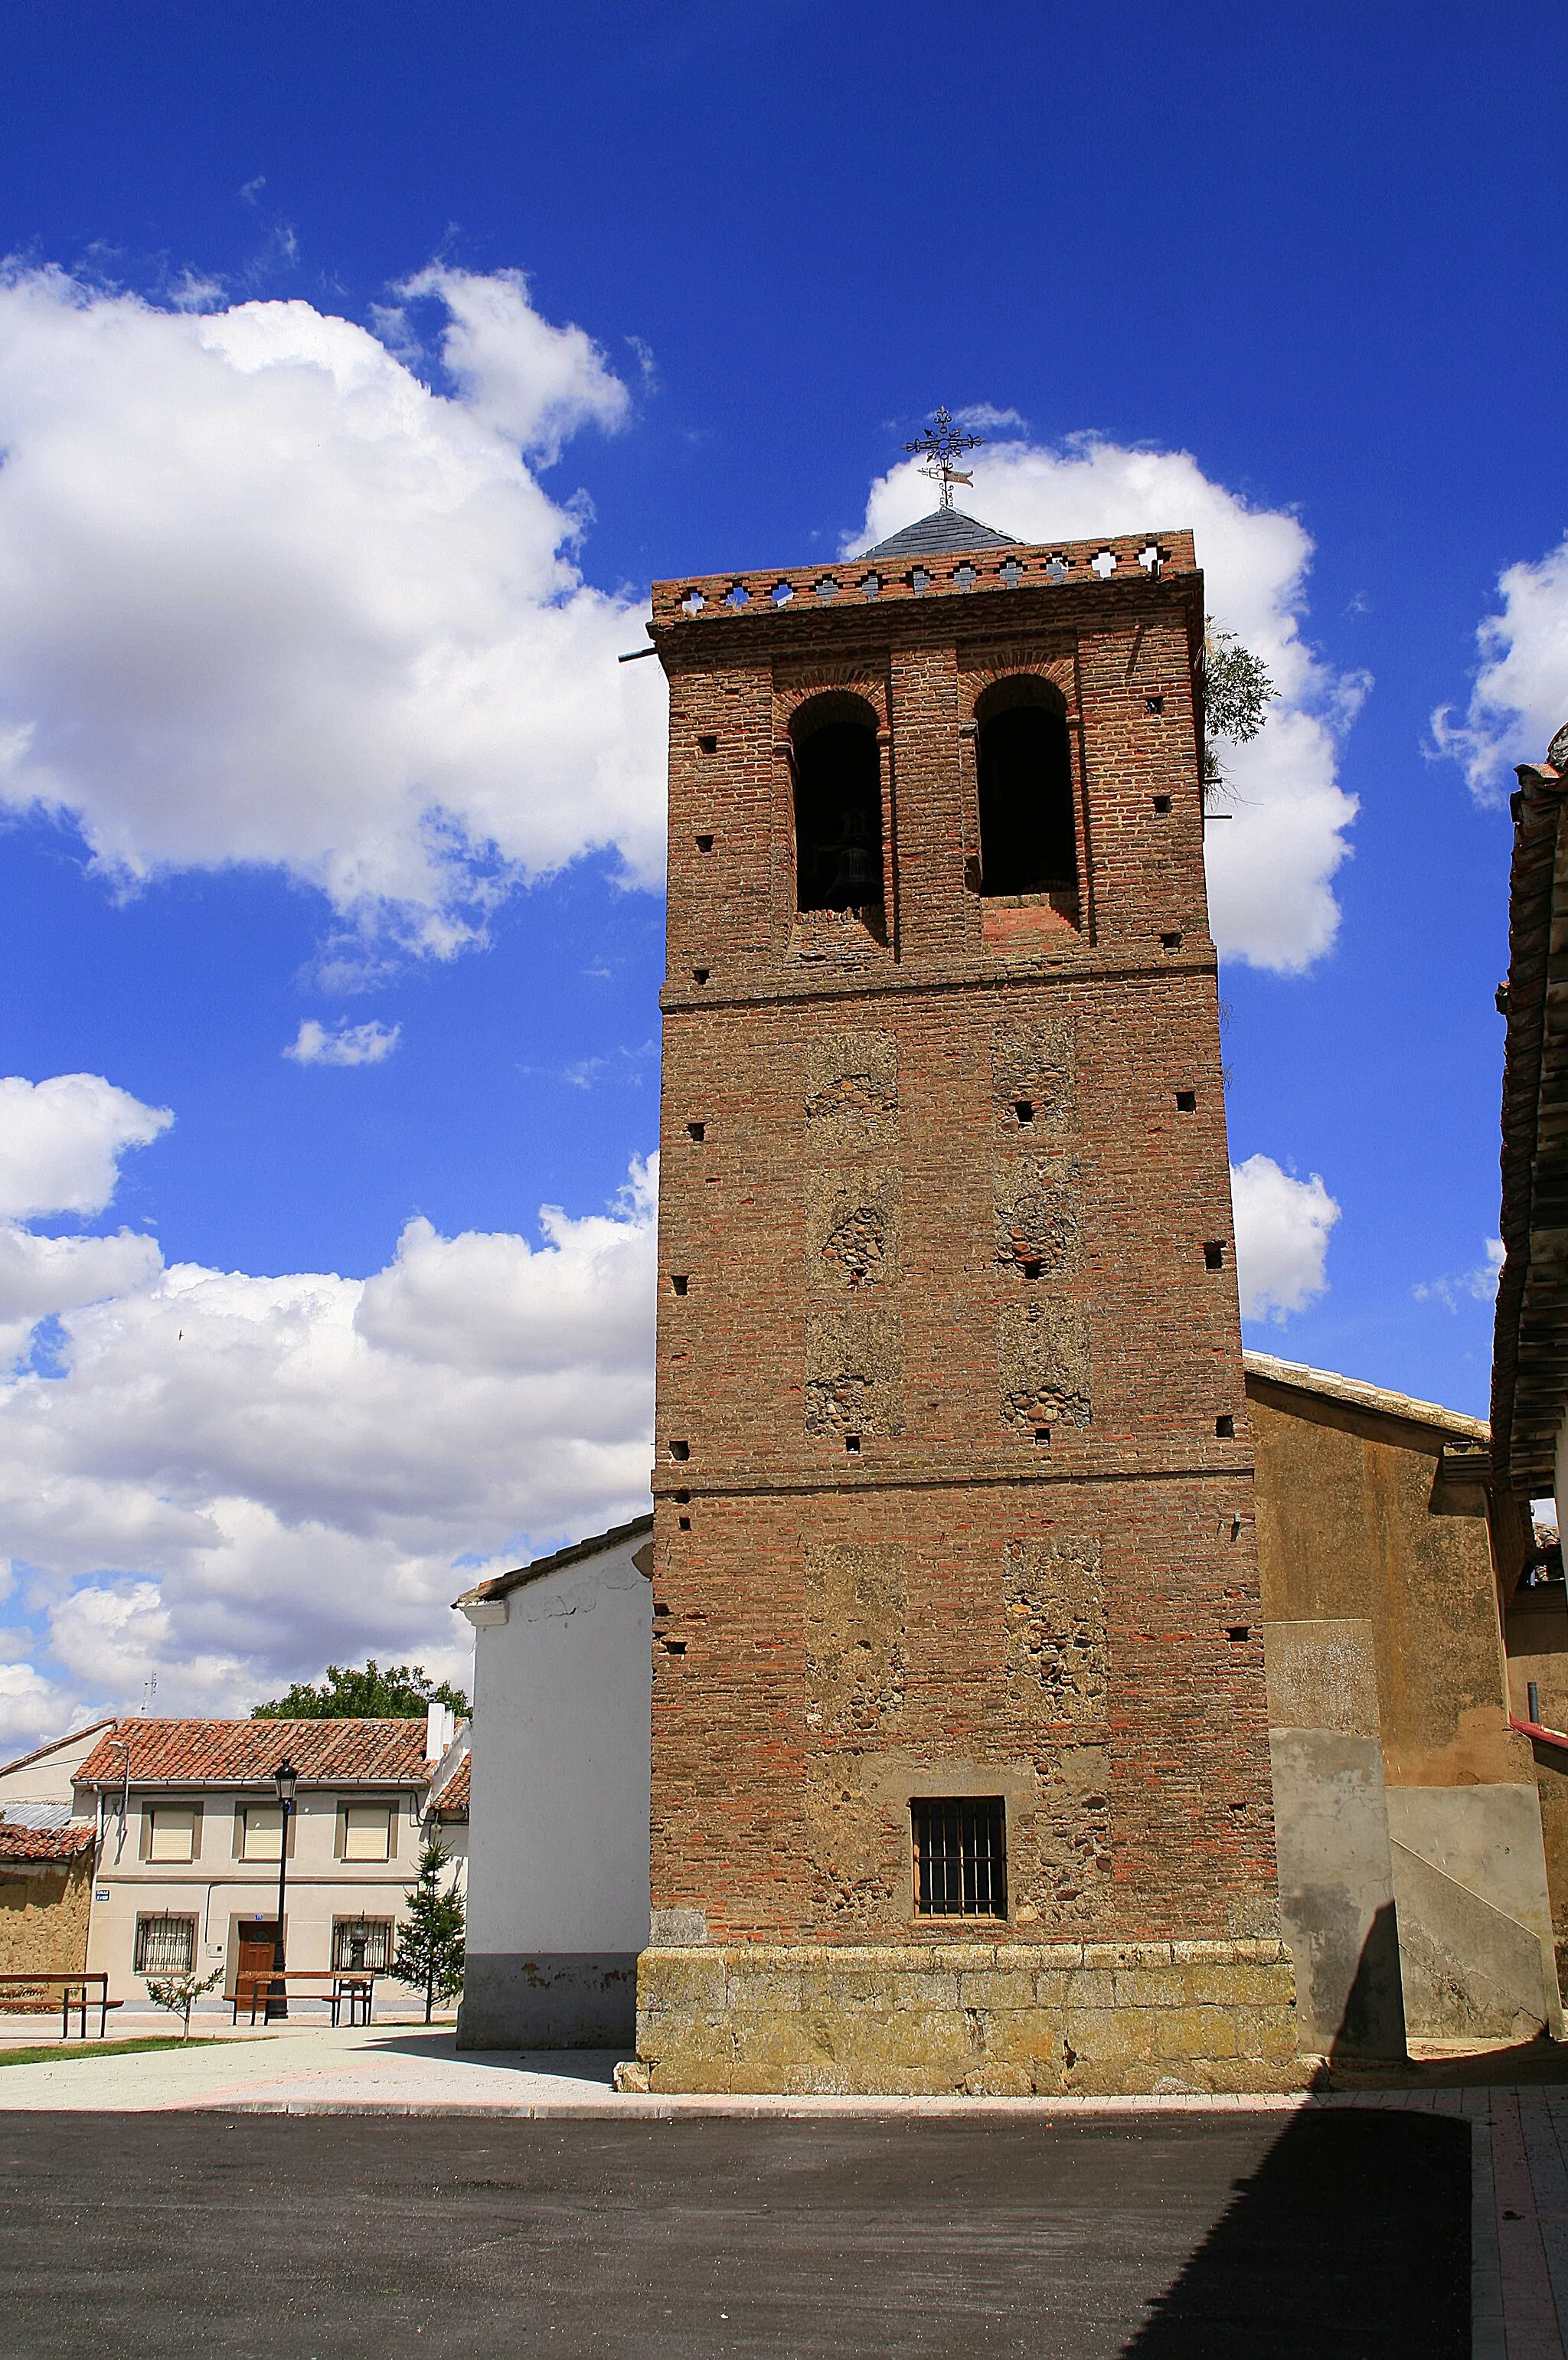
350;2028;621;2084
1119;2107;1470;2358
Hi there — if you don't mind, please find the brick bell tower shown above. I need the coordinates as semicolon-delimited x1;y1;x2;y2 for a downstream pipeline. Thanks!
636;500;1300;2096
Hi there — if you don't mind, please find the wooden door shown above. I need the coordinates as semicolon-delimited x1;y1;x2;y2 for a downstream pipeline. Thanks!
237;1920;282;2014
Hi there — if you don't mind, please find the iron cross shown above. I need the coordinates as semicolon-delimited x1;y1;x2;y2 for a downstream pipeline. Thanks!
902;406;986;510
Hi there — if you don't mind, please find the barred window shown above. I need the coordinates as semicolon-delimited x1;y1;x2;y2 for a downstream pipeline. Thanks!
135;1913;196;1975
912;1798;1008;1918
332;1917;393;1972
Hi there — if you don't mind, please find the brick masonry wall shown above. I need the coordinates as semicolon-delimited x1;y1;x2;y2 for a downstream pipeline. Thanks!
642;543;1292;2087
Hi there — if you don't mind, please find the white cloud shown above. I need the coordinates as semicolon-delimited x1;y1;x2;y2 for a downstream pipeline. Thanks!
1432;536;1568;795
0;1224;164;1367
1414;1235;1504;1311
854;436;1363;973
1230;1152;1341;1321
397;265;631;462
0;1115;657;1750
0;262;668;959
952;404;1027;432
285;1018;401;1067
0;1073;172;1218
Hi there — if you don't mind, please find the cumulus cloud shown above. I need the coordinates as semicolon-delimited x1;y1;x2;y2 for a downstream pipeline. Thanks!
1230;1152;1341;1321
1414;1236;1504;1311
0;1126;657;1751
1432;536;1568;795
0;262;668;959
397;265;631;462
285;1018;400;1067
855;437;1363;973
0;1072;172;1219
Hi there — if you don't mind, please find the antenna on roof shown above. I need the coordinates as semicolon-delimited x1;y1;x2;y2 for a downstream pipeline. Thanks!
903;406;986;511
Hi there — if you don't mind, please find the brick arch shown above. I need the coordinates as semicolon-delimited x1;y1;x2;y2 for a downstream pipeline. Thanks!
966;657;1075;722
974;672;1069;727
785;685;885;745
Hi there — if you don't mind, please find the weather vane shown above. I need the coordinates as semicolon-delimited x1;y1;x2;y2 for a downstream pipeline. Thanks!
903;405;985;510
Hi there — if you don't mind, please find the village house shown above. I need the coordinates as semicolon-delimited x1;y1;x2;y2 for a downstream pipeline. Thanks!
67;1710;469;2009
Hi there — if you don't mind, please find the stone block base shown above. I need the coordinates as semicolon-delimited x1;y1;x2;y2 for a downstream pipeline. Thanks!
635;1940;1306;2096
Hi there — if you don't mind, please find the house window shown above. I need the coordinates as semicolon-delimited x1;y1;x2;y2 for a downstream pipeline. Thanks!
342;1804;394;1862
975;682;1077;900
239;1805;284;1862
146;1805;197;1863
912;1798;1008;1918
135;1913;196;1974
332;1917;394;1972
792;697;884;914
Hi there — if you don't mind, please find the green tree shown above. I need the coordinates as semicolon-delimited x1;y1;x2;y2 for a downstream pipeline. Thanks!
1201;619;1274;800
250;1659;469;1721
394;1834;466;2022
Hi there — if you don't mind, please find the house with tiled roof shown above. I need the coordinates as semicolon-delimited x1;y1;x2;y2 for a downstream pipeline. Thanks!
0;1718;116;1819
70;1708;469;2009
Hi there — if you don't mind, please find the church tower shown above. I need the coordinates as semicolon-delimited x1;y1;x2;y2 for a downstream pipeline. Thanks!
637;496;1300;2094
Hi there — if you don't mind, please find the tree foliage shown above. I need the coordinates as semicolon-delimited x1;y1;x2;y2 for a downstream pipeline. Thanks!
250;1659;469;1721
144;1964;224;2038
394;1833;466;2021
1201;619;1275;796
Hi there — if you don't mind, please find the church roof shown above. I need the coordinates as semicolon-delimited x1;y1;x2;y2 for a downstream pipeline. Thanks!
858;508;1019;561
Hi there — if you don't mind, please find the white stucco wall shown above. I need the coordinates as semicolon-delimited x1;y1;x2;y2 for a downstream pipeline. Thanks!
466;1533;652;1959
0;1724;113;1808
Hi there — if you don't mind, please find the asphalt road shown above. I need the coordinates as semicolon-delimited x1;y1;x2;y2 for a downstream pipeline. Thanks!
0;2107;1469;2359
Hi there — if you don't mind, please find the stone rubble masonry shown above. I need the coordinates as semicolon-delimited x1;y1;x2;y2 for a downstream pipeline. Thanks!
643;526;1298;2092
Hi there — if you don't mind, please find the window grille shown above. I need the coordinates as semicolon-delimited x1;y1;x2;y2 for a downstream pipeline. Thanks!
912;1798;1008;1917
135;1913;196;1974
332;1917;394;1972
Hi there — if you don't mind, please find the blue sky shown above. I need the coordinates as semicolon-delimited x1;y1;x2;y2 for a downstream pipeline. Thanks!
0;0;1564;1747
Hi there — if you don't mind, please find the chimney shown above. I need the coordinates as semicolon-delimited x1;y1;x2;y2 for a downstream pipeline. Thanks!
425;1701;450;1762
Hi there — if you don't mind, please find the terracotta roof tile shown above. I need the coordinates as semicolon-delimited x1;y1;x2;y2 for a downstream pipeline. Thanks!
76;1719;433;1790
0;1821;96;1862
433;1757;469;1816
1243;1350;1488;1442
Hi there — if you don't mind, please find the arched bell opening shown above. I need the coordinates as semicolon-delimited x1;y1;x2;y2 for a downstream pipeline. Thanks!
975;678;1077;904
791;695;884;915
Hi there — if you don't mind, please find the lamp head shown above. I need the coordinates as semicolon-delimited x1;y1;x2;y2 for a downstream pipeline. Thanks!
273;1758;299;1807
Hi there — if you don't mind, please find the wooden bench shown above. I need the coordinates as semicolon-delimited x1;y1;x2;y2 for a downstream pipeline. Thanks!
230;1969;377;2028
0;1971;118;2038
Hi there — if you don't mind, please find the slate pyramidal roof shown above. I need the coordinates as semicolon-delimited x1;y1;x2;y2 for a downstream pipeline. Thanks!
856;506;1020;561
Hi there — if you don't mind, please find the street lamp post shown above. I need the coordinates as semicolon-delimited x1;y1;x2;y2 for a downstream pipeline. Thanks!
266;1758;298;2023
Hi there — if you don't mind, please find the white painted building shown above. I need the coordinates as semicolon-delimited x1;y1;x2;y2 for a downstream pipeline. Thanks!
454;1515;652;2048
